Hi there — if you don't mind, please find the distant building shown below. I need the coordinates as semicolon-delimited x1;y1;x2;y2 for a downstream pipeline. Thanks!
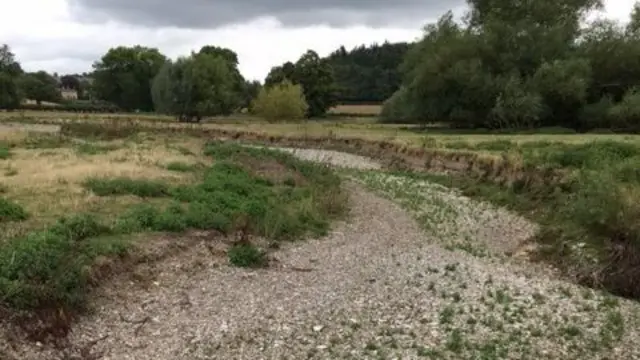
60;86;78;100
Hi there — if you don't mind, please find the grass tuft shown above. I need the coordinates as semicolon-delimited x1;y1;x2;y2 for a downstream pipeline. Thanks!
0;197;28;222
165;161;201;172
83;177;172;198
227;243;266;267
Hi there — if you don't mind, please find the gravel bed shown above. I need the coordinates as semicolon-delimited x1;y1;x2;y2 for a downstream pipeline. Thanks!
2;147;639;359
350;170;539;259
250;145;382;170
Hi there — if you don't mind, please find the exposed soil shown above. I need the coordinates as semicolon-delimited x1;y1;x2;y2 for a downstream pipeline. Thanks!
1;147;639;359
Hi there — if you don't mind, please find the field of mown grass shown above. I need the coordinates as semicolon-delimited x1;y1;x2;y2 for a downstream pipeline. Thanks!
0;126;346;336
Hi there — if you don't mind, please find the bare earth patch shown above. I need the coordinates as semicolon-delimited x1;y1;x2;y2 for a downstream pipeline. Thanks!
1;146;640;359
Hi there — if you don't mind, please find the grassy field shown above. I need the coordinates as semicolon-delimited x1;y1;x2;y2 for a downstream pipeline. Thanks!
327;104;382;116
0;127;346;332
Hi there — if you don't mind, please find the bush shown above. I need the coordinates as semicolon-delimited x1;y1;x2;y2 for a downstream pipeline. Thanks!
251;80;308;122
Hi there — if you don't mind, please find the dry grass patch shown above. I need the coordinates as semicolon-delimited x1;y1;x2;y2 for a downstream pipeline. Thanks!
328;104;382;115
0;135;210;242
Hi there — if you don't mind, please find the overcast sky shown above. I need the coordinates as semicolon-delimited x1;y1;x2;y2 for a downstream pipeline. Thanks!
1;0;637;81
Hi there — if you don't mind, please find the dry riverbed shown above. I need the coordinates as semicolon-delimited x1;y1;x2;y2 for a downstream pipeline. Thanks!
2;146;640;360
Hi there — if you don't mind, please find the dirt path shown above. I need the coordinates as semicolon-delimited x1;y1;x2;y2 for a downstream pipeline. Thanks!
3;148;640;359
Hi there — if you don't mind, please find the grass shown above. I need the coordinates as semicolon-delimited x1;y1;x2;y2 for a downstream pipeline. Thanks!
327;104;382;116
83;177;172;197
0;131;346;324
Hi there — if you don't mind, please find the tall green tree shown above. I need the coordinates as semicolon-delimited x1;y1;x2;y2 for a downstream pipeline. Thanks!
242;80;262;110
151;51;243;121
326;42;410;103
382;0;608;129
0;44;23;110
19;71;61;104
264;50;336;117
92;46;167;111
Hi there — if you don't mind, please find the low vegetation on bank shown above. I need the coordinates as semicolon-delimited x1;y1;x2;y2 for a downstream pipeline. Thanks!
0;129;346;334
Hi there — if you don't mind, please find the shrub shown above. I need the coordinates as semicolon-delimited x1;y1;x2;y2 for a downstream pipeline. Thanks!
251;80;308;122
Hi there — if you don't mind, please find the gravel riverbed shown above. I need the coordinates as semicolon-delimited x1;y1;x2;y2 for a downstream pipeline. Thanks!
2;147;639;360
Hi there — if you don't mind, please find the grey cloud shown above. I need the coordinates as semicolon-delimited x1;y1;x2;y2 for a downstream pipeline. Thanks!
67;0;464;29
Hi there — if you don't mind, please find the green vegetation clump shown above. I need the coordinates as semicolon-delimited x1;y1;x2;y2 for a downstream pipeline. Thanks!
227;243;266;268
165;161;201;172
83;177;172;197
251;80;308;121
0;197;28;222
0;144;11;160
0;214;122;310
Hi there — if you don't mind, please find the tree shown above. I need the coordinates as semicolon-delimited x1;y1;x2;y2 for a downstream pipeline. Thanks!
92;46;167;111
264;50;336;117
60;75;80;91
251;80;308;121
628;1;640;34
19;71;61;104
326;42;410;103
0;44;23;109
382;0;615;129
265;62;296;87
152;51;243;121
242;80;262;111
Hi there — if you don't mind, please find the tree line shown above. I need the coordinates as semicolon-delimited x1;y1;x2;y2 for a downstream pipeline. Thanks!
0;40;405;120
381;0;640;131
4;0;640;129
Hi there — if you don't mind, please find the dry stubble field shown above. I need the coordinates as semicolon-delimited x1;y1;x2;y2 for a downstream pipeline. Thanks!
1;116;640;359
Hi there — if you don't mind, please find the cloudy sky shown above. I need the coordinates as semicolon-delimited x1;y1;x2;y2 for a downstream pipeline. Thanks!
1;0;637;81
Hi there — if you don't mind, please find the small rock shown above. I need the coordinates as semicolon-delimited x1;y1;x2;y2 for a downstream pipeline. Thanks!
313;325;324;332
